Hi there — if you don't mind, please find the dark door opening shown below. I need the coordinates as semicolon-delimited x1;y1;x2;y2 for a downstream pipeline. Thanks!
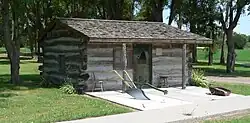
133;44;152;85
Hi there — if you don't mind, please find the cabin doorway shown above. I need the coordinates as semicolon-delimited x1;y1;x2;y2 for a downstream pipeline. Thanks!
133;44;152;85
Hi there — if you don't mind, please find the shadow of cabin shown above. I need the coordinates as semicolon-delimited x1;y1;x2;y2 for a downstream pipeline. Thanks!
37;18;212;92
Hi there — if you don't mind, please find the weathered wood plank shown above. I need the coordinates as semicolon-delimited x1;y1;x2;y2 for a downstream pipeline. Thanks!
182;44;187;89
44;54;82;61
43;45;84;52
122;43;127;91
43;56;85;64
89;38;212;44
44;40;81;46
45;71;89;79
44;30;84;41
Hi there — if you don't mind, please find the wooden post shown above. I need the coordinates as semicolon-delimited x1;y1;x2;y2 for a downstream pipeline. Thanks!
182;44;187;89
122;43;127;92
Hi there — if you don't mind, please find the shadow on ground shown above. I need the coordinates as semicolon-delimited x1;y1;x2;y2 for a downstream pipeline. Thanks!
0;60;38;65
193;62;250;77
0;74;42;93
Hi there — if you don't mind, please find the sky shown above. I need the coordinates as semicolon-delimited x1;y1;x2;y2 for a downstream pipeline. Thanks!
162;9;250;35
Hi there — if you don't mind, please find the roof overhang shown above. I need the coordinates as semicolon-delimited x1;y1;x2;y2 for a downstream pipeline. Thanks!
89;37;213;44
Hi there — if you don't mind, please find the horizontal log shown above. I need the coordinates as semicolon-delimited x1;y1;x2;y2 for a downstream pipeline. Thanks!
44;52;81;56
43;59;58;64
44;44;84;51
44;29;84;40
44;54;82;61
43;55;87;63
43;40;82;47
43;62;86;71
45;71;89;80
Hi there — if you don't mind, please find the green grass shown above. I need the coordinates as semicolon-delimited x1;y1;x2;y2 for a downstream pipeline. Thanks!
195;48;250;77
197;48;250;63
0;47;31;54
0;55;132;123
193;62;250;77
211;82;250;96
205;116;250;123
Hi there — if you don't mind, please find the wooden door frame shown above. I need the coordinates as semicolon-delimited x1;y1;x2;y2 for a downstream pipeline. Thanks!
132;43;152;84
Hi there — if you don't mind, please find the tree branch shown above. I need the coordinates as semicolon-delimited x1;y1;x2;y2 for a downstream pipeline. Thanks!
219;7;227;32
231;0;247;29
229;0;233;26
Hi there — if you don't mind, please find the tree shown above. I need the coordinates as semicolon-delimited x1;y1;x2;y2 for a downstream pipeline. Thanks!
177;0;220;63
233;32;248;49
135;0;168;22
168;0;183;26
219;0;250;73
2;0;22;84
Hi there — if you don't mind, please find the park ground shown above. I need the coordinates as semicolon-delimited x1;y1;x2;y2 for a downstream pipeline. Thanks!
0;47;250;123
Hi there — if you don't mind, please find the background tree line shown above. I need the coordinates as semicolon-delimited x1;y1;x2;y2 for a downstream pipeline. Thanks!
0;0;250;84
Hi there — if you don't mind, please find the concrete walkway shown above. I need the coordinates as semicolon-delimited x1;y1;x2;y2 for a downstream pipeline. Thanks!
207;76;250;84
58;86;250;123
59;96;250;123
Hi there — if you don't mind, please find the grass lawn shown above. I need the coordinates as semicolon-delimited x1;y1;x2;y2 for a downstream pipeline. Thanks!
197;48;250;63
193;62;250;77
0;55;132;123
195;48;250;77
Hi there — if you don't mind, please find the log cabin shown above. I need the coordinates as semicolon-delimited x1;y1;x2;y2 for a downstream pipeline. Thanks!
37;18;212;92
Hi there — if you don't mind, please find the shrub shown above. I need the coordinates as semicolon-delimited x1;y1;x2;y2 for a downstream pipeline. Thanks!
59;77;76;94
191;69;210;88
233;33;248;49
60;82;76;94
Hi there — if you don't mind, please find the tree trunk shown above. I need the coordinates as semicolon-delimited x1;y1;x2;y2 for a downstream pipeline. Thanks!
208;29;214;65
190;23;197;63
3;0;21;84
177;14;183;29
220;32;226;64
226;30;236;73
208;45;213;65
151;0;164;22
168;0;175;25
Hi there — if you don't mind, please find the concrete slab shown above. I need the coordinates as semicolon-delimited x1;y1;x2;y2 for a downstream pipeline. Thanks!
86;86;244;110
58;86;250;123
60;96;250;123
86;90;192;110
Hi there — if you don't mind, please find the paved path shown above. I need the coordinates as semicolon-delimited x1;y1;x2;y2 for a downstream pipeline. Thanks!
59;96;250;123
207;76;250;84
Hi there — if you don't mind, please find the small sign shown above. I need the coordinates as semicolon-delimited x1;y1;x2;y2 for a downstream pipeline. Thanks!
156;48;162;56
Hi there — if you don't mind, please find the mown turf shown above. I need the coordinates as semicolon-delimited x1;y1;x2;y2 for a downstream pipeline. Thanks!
0;56;132;123
197;48;250;63
193;62;250;77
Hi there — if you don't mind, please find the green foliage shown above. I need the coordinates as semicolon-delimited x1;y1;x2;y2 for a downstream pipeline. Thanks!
233;32;248;49
191;69;210;88
59;83;76;94
59;78;76;94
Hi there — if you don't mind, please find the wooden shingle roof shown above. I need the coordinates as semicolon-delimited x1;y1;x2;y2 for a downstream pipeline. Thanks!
58;18;212;44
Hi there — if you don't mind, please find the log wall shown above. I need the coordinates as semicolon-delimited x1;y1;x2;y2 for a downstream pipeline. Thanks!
85;43;192;90
152;44;192;87
86;44;133;91
41;29;88;85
